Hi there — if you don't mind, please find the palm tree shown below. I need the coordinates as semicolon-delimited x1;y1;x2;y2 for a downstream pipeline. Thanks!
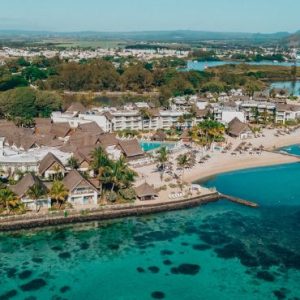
194;120;225;147
91;147;111;196
0;188;22;213
156;146;169;180
177;115;185;131
67;156;79;170
177;154;191;181
49;181;69;208
140;108;153;131
251;107;260;124
27;183;48;212
107;156;136;192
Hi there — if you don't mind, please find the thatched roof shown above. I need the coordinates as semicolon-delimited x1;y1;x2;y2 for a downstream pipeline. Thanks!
50;123;72;138
77;122;104;134
38;152;65;175
195;108;209;118
276;103;300;112
118;139;144;158
152;130;167;141
135;182;157;198
63;170;97;192
66;102;87;114
99;133;119;148
69;132;102;147
10;174;47;197
227;118;251;137
4;134;38;151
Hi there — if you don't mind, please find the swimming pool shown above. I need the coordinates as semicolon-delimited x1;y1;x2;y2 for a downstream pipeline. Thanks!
139;141;175;152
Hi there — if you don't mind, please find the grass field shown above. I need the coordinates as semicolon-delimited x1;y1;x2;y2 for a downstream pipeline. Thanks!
37;38;128;49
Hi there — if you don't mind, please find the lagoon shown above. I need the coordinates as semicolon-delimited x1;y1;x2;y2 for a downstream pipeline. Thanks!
0;163;300;299
270;81;300;96
186;60;298;71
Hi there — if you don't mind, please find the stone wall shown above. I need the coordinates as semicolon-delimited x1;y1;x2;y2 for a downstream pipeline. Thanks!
0;193;220;231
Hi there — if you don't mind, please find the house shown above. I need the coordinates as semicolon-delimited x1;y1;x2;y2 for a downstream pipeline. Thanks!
34;118;52;135
180;130;191;143
50;123;72;139
66;102;87;117
134;182;158;201
118;139;145;161
227;117;253;139
73;145;96;173
275;103;300;124
152;130;167;141
77;122;104;134
10;173;50;210
38;152;66;180
63;170;99;205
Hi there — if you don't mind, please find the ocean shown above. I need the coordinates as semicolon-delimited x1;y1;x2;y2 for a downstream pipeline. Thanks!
0;163;299;299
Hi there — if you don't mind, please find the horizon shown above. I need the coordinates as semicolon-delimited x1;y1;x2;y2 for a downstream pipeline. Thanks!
0;28;298;35
1;0;300;33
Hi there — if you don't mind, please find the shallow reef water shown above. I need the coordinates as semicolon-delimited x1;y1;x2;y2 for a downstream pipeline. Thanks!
0;163;300;299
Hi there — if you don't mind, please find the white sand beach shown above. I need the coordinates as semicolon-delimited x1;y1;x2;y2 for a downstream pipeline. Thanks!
134;128;300;203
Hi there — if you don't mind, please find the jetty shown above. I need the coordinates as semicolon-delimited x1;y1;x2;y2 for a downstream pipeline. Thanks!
219;193;259;208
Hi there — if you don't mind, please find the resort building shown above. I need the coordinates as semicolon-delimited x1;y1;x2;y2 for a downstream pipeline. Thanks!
238;101;276;123
213;106;246;124
62;170;99;205
10;173;51;210
275;103;300;124
134;182;158;201
227;117;253;139
38;153;66;180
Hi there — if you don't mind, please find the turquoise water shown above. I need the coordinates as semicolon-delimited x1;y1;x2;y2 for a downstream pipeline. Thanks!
0;163;300;299
140;141;175;152
270;81;300;96
279;144;300;156
186;60;298;71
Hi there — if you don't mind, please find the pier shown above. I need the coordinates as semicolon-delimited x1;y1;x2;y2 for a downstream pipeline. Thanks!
219;193;259;208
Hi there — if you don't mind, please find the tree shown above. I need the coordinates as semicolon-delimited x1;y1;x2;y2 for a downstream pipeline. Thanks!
67;156;79;170
21;66;48;83
192;120;225;146
0;188;22;213
0;87;37;118
91;147;111;196
106;156;136;192
176;154;191;181
156;146;169;180
35;90;62;117
177;115;185;130
0;88;62;118
250;107;260;124
49;181;69;208
121;64;153;91
27;183;48;212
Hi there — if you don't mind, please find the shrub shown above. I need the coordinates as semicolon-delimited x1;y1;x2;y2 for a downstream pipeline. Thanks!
119;188;136;201
107;191;117;203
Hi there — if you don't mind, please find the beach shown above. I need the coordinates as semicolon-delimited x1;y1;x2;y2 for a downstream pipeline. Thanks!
136;128;300;194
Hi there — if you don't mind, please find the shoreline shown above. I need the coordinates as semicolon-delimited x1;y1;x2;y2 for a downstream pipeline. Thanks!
187;152;299;183
184;132;300;183
0;193;220;232
1;131;300;232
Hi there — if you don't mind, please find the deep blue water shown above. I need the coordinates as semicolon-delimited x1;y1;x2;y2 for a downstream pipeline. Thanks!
186;60;298;71
0;163;300;299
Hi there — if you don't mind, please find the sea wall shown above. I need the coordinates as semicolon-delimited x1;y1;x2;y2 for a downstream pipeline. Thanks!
0;193;220;232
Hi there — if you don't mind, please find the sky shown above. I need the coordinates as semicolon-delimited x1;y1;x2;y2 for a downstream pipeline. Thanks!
0;0;299;33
